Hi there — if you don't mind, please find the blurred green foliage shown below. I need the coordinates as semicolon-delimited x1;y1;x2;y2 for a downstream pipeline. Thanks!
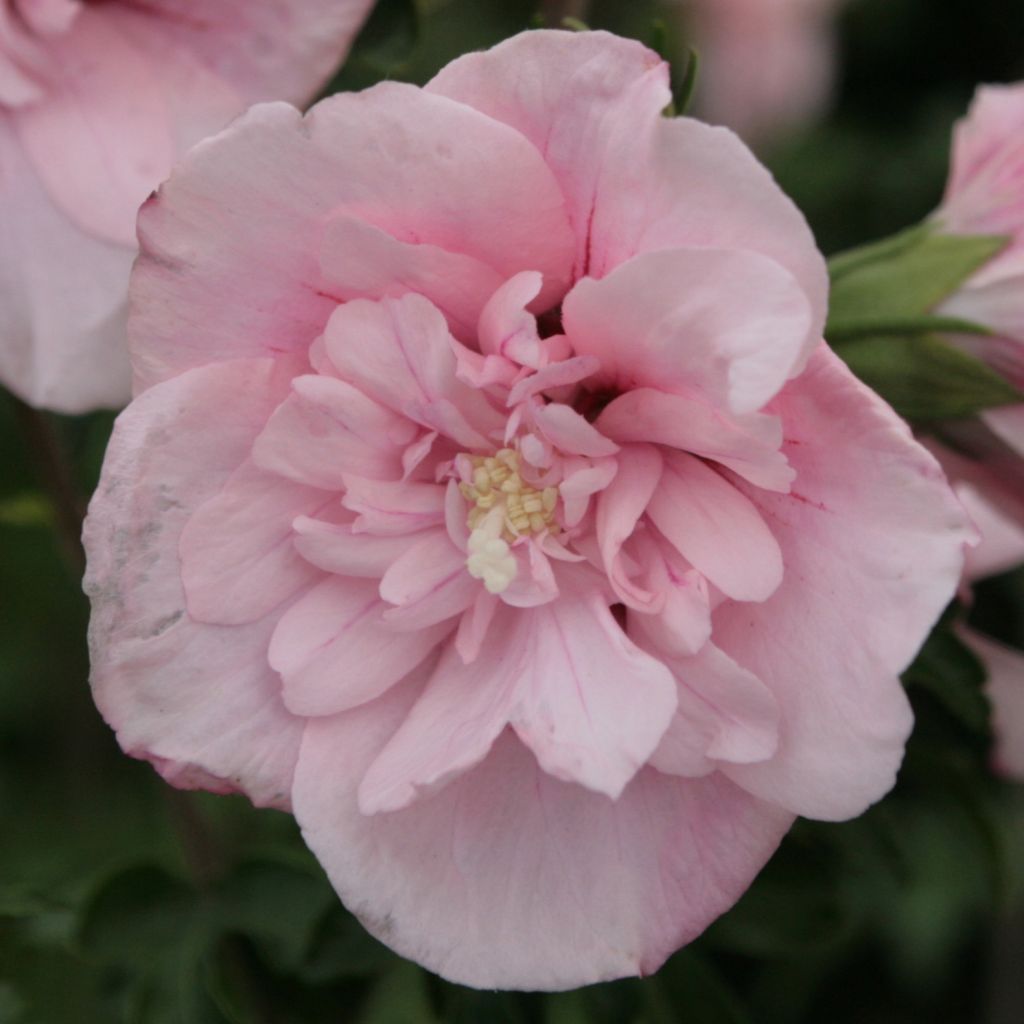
3;1;1024;1022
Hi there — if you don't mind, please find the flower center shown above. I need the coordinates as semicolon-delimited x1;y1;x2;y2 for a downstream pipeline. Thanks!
458;448;559;595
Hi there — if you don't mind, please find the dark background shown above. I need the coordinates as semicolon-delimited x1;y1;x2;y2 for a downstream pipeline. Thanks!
2;0;1024;1020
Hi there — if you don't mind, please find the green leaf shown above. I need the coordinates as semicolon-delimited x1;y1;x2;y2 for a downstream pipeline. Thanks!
640;951;752;1024
836;333;1021;421
78;865;200;969
903;624;990;736
347;0;419;73
300;906;396;983
214;860;335;973
826;227;1008;337
705;836;851;958
359;963;438;1024
672;46;701;116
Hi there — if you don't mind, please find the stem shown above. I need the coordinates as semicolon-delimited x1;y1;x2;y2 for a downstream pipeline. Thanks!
9;394;86;573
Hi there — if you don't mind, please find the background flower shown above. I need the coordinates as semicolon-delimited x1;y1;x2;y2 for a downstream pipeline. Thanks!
680;0;848;145
930;83;1024;778
83;29;971;990
0;0;376;413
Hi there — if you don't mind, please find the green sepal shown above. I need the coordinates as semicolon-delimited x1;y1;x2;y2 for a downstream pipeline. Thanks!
836;333;1022;421
826;225;1009;339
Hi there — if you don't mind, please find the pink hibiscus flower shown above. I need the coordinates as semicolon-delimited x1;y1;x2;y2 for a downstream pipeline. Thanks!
931;84;1024;778
0;0;375;412
84;31;973;989
684;0;847;144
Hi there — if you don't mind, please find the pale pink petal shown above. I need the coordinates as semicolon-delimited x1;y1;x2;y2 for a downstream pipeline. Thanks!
589;116;828;356
499;543;560;608
597;387;794;492
179;460;327;626
477;270;544;361
295;693;793;990
650;644;780;775
942;83;1024;233
956;477;1024;582
563;248;813;414
690;0;842;144
83;358;302;808
324;294;503;447
251;381;406;489
341;477;447;537
292;516;418;578
0;123;132;411
455;591;500;663
2;0;377;413
12;9;175;246
509;586;678;799
380;532;479;630
558;457;619;529
319;215;505;342
269;576;448;718
626;537;713;658
358;617;525;814
532;403;619;458
116;0;376;110
427;29;670;279
647;451;784;602
715;348;974;819
596;444;663;609
961;628;1024;780
132;88;574;390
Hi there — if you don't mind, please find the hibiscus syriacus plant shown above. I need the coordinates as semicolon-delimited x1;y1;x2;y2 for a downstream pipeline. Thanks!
84;30;973;989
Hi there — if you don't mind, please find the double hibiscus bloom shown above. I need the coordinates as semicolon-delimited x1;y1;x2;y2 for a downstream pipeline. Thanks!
85;31;972;989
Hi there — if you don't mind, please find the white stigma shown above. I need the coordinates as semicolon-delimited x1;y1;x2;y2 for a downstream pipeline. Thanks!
459;448;559;595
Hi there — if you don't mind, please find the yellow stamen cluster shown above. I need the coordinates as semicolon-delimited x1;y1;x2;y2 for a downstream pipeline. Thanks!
459;448;558;540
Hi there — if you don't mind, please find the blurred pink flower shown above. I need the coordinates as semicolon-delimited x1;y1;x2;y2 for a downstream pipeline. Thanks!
84;30;972;989
932;84;1024;778
684;0;847;144
0;0;375;412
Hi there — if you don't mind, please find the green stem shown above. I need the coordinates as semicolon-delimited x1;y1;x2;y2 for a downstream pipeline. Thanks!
9;394;86;574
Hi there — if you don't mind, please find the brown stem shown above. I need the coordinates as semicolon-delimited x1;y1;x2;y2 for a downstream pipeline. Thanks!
9;394;86;573
541;0;591;28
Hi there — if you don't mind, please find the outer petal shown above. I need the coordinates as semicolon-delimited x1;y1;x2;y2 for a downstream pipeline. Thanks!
961;628;1024;780
427;29;670;279
715;347;974;819
83;359;302;808
131;88;574;390
12;9;176;246
563;247;812;414
109;0;376;110
295;689;794;991
588;115;828;358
